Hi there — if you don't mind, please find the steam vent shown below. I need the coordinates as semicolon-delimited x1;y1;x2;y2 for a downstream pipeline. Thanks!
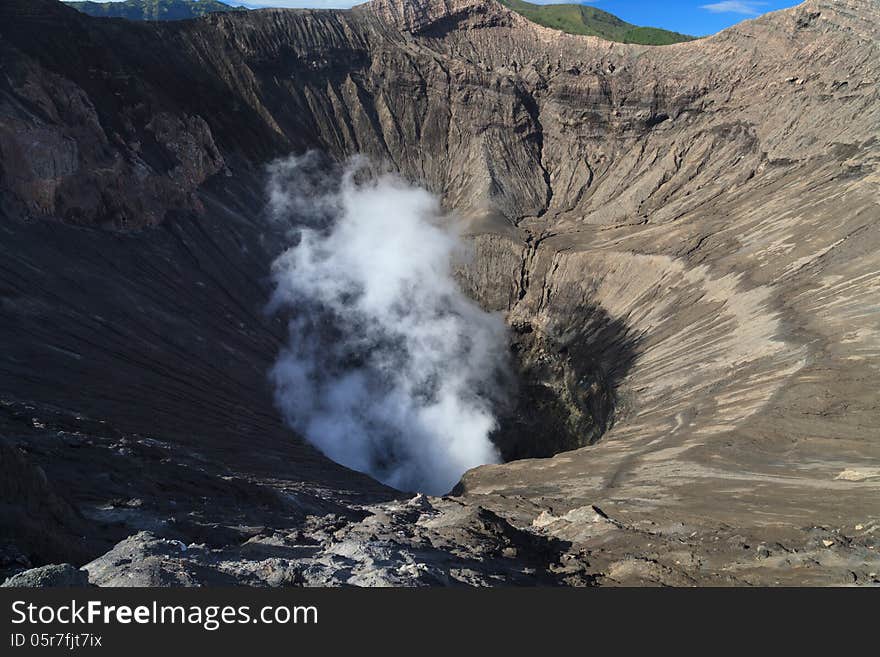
1;0;878;586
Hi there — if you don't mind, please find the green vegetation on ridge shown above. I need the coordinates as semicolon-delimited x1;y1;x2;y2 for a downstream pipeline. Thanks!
63;0;694;45
499;0;695;45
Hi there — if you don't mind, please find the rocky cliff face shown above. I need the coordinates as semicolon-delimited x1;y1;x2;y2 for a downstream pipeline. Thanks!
3;0;875;226
1;0;878;586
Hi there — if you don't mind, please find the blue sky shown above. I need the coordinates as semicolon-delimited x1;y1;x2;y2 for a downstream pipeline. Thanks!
88;1;804;37
568;1;801;36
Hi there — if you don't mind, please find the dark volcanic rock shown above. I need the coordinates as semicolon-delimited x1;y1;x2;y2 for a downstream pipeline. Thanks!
84;497;588;586
0;436;97;575
2;563;90;588
84;532;237;587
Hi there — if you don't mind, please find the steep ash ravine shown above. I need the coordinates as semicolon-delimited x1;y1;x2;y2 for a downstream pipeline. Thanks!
0;0;878;585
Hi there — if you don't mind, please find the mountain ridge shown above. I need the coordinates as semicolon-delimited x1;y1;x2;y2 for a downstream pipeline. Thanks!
498;0;695;44
63;0;694;45
64;0;245;21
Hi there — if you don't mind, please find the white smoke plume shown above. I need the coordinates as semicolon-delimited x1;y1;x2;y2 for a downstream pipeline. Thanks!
267;154;510;495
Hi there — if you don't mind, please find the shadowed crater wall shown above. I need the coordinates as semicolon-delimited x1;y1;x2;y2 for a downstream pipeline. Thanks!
496;304;639;461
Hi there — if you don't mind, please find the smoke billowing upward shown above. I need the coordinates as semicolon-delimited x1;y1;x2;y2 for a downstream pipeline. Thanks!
267;154;510;495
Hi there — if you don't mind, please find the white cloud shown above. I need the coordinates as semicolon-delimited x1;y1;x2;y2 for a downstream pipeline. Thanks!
267;154;510;495
700;1;767;15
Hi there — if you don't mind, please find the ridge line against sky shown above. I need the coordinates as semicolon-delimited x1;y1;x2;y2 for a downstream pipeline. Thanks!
69;1;804;37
